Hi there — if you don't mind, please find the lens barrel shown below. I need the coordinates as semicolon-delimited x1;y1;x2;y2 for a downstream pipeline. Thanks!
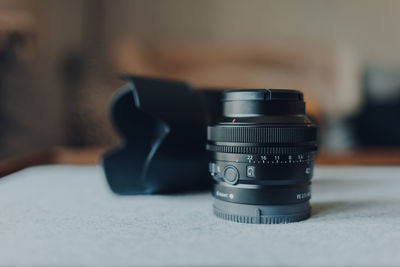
206;89;317;224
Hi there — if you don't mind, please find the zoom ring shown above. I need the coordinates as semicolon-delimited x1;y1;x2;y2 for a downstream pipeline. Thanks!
206;144;317;154
208;126;317;143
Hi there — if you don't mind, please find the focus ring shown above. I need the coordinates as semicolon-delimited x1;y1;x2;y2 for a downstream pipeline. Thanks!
206;144;317;154
208;126;316;144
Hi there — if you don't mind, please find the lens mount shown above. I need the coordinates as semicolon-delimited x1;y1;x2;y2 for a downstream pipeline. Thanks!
213;199;311;224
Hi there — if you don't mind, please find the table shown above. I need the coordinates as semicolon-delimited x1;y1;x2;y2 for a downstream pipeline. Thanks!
1;165;400;266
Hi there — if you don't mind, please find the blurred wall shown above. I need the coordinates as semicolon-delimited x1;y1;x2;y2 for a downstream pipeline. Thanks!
2;0;400;157
105;0;400;70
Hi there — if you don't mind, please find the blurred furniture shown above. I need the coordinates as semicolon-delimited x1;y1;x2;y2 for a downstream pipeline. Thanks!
0;147;107;177
111;39;361;119
0;9;65;159
0;165;399;266
71;39;362;152
353;68;400;147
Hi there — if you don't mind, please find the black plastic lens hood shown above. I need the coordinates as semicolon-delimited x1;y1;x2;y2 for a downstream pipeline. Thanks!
102;75;219;194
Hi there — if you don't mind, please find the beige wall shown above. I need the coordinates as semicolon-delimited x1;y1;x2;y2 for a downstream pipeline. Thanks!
1;0;399;155
105;0;400;70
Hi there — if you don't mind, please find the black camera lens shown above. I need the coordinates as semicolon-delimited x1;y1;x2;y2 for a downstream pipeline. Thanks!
206;89;318;224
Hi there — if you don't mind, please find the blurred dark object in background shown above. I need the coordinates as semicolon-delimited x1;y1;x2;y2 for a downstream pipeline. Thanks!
0;11;64;160
353;69;400;147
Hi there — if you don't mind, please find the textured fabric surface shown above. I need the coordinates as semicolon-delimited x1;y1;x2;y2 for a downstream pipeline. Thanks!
0;165;399;266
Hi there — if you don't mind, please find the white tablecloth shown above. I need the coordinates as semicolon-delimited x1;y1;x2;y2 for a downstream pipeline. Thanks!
1;165;399;266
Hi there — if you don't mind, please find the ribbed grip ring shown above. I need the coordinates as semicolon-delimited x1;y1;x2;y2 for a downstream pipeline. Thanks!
213;206;310;224
206;144;317;154
208;126;317;143
213;200;311;224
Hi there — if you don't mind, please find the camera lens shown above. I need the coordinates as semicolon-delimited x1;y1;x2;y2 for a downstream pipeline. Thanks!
206;89;318;224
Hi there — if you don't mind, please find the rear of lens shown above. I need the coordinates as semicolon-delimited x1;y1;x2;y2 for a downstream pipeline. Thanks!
206;89;318;224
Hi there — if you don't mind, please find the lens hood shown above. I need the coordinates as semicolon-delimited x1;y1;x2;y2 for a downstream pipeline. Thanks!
102;75;219;194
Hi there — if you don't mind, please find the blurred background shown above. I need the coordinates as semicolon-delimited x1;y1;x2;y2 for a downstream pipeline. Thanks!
2;0;400;160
